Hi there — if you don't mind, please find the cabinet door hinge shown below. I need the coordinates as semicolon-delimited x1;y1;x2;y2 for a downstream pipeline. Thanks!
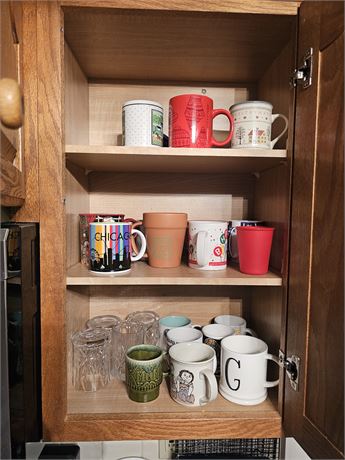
290;47;313;89
279;350;300;392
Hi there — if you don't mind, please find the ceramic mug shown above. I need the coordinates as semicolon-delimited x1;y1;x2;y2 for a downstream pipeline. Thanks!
122;99;164;147
125;344;163;402
169;94;234;148
79;214;125;267
202;324;233;375
188;221;228;270
159;315;200;350
230;100;288;149
214;315;256;337
169;342;218;407
219;335;279;405
166;326;203;349
89;222;146;274
228;220;263;262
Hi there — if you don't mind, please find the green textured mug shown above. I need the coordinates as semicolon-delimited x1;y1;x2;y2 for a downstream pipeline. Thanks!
125;344;163;403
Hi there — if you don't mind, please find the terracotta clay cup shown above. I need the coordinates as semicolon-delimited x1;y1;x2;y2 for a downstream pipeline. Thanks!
143;212;188;268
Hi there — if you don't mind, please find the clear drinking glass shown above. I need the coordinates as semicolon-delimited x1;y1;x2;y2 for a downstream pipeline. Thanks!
126;311;160;346
112;319;144;381
85;315;121;378
86;314;121;330
72;328;111;392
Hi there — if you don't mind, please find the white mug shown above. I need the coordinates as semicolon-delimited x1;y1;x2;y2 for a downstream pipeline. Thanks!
122;99;163;147
214;315;256;337
169;342;218;407
202;324;233;374
166;326;203;349
230;101;288;149
228;220;263;261
219;335;280;405
188;220;228;271
159;315;200;350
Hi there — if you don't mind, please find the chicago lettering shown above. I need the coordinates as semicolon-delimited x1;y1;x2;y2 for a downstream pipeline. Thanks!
94;231;130;242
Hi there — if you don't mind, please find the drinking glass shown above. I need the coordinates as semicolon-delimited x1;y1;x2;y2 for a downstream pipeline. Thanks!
86;315;121;377
126;311;160;346
72;328;111;392
112;319;144;380
86;314;121;330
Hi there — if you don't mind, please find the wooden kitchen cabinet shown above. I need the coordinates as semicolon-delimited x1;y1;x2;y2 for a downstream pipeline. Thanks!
0;1;40;220
27;1;344;458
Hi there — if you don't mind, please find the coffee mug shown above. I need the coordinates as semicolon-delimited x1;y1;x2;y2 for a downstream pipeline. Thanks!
89;222;146;274
214;315;256;337
219;335;279;405
188;221;228;270
169;342;218;407
125;344;163;402
202;324;233;374
228;220;263;261
230;100;288;149
80;214;125;267
122;99;163;147
159;315;200;350
166;326;203;349
169;94;234;148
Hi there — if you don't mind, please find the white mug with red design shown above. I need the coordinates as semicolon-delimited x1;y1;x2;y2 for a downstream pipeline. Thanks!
188;220;228;271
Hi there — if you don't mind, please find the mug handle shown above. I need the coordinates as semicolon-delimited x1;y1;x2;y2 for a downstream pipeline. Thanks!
243;327;257;337
264;354;280;388
199;368;218;405
271;114;289;148
196;231;210;267
130;229;147;262
211;109;234;147
228;227;237;258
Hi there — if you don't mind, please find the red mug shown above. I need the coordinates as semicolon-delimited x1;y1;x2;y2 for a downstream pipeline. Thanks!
169;94;234;148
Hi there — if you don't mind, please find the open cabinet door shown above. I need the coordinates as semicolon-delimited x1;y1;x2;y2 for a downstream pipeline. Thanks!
284;2;344;459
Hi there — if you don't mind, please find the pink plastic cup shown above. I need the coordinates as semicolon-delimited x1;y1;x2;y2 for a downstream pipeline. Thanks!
236;226;274;275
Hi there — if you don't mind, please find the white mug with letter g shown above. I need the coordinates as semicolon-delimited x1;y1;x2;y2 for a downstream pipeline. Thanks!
219;335;280;405
188;221;228;271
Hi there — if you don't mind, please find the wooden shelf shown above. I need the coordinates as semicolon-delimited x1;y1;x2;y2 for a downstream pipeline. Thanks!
66;262;282;286
65;377;281;440
66;145;287;174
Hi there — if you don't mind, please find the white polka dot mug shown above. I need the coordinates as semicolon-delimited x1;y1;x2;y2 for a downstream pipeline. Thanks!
122;99;163;147
188;220;228;271
230;100;288;149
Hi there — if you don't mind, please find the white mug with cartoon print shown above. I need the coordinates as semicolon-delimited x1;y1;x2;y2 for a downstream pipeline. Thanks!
188;221;228;271
168;342;218;407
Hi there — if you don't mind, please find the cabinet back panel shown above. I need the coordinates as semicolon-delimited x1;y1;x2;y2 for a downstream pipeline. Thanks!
88;172;255;222
89;285;243;324
89;83;248;146
89;192;246;222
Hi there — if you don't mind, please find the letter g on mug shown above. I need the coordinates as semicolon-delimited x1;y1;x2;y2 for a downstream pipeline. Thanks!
219;335;280;406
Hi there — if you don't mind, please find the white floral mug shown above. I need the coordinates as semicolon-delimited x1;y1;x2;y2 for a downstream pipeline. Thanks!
230;101;288;149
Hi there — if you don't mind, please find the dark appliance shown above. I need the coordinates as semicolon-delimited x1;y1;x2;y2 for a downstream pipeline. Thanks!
1;223;41;459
